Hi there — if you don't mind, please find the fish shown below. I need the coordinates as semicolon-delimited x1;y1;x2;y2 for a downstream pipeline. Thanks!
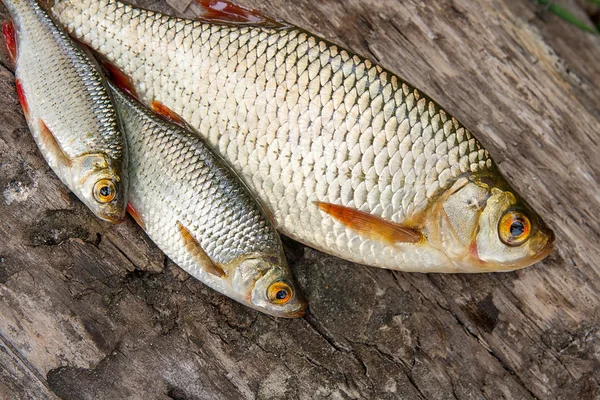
1;0;127;222
50;0;555;272
108;80;306;317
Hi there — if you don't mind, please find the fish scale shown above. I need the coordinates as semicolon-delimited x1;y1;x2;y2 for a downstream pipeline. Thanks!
52;0;520;272
8;0;123;160
3;0;127;223
109;82;305;316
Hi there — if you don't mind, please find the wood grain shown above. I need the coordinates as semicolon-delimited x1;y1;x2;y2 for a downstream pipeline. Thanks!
0;0;598;398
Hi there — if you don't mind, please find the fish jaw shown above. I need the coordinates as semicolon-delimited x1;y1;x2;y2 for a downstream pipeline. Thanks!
421;176;555;272
229;255;308;318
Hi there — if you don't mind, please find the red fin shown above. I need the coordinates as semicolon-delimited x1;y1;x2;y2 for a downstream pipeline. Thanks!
151;101;188;128
15;79;28;118
194;0;283;27
127;203;146;230
177;221;226;277
38;119;72;167
469;240;479;259
315;202;423;244
102;60;138;98
2;20;17;63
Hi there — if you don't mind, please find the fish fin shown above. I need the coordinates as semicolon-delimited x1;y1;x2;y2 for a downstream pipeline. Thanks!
177;221;226;277
102;60;138;98
38;119;72;167
127;203;146;230
15;79;29;118
151;101;188;128
193;0;284;27
315;201;423;244
2;20;17;63
262;205;276;226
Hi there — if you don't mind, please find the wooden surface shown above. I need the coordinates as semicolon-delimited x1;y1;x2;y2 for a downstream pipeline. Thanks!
1;0;599;398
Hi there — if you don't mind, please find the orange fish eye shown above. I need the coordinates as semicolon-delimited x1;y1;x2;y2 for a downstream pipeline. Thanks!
499;211;531;246
267;281;293;305
93;179;117;203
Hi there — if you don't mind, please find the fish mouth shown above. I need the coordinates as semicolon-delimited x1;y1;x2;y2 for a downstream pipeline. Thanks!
288;307;307;318
533;229;555;262
99;213;125;224
279;301;309;318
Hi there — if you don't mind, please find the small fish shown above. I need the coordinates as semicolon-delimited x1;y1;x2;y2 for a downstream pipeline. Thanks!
2;0;127;222
51;0;555;272
109;81;306;317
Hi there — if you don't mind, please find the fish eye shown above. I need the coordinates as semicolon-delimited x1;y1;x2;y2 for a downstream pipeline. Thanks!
93;179;117;203
267;281;293;305
499;211;531;246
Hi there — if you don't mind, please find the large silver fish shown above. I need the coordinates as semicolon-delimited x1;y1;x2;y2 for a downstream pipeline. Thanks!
109;81;306;317
52;0;555;272
1;0;127;222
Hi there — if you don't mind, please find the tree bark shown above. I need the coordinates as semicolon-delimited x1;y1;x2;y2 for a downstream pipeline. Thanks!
0;0;599;399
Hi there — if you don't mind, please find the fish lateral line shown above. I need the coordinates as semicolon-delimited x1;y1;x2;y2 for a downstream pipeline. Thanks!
194;0;285;28
2;20;17;63
38;118;73;167
314;201;423;244
177;221;226;278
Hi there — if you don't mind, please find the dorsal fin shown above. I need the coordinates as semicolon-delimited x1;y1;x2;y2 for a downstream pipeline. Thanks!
190;0;285;28
151;101;188;128
102;60;138;98
2;20;17;63
177;221;226;277
315;202;423;244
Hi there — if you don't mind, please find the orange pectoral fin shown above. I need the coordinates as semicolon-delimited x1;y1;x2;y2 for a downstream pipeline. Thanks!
194;0;284;27
127;203;146;230
38;119;72;167
151;101;188;128
15;79;29;118
177;221;226;278
2;20;17;63
315;202;423;244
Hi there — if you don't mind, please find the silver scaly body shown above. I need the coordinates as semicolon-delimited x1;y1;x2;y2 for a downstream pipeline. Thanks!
110;83;305;317
3;0;127;222
52;0;554;272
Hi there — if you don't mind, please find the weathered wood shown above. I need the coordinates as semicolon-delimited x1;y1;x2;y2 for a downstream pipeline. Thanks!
0;0;599;399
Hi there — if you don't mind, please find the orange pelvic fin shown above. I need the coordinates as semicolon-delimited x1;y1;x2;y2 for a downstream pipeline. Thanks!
2;20;17;63
38;119;72;167
15;79;29;118
151;101;187;128
127;203;146;230
193;0;284;27
177;221;226;278
315;202;423;244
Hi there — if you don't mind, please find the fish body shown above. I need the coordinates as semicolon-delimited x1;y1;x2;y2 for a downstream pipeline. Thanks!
109;82;306;317
2;0;127;222
52;0;554;272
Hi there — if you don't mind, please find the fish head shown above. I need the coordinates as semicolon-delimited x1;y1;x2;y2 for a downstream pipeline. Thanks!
231;255;307;318
426;175;555;272
71;153;127;223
